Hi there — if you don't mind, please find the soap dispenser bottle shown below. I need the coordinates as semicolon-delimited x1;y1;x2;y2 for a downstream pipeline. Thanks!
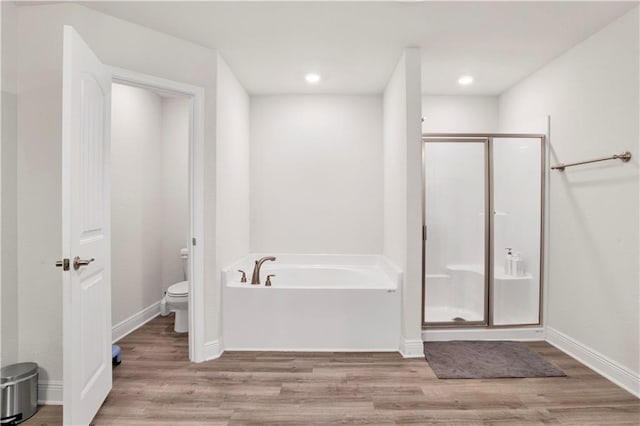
513;252;526;277
505;248;513;276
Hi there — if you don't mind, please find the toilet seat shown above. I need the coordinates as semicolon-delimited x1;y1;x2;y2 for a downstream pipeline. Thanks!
167;281;189;297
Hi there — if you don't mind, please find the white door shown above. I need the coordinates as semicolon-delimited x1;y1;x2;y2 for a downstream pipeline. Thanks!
61;26;112;426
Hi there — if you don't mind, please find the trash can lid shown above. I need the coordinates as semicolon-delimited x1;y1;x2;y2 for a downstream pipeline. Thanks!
1;362;38;384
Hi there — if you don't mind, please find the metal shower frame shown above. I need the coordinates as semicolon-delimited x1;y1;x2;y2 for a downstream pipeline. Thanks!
421;133;547;329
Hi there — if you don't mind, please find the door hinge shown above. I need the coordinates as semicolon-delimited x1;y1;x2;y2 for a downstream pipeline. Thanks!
422;226;427;241
55;258;70;271
192;237;197;246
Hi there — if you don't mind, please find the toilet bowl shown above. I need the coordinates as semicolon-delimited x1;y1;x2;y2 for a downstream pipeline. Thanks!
160;248;189;333
165;280;188;332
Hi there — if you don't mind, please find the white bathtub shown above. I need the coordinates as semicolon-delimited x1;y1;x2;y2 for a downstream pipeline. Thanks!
222;254;402;351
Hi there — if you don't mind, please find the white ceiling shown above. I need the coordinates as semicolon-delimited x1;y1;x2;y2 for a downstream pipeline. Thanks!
66;1;639;95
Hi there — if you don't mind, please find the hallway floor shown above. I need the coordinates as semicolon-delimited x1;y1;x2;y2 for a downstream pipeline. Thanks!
26;315;639;425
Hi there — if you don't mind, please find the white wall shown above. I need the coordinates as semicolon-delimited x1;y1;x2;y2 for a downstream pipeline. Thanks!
250;95;383;254
111;84;162;325
384;57;408;282
16;5;66;387
500;7;639;392
215;55;250;341
383;49;423;355
111;84;189;327
1;0;19;367
15;3;218;388
215;55;250;269
160;97;190;293
422;95;498;133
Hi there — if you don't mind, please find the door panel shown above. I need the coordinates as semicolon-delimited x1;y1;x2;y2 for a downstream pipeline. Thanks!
491;137;542;325
79;75;106;235
62;25;112;425
423;140;488;325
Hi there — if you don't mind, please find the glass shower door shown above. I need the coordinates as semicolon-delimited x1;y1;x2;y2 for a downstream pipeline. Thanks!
491;137;543;325
423;139;488;325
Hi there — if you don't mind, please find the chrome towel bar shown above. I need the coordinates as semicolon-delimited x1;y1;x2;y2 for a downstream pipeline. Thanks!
552;151;632;171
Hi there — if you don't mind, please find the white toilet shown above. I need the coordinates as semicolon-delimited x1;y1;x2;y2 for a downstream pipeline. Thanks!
160;248;189;333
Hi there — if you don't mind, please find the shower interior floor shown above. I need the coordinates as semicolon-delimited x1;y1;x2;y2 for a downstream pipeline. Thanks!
425;305;483;323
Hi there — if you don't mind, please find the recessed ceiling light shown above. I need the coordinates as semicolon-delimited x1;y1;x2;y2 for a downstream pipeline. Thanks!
458;75;474;86
305;73;321;84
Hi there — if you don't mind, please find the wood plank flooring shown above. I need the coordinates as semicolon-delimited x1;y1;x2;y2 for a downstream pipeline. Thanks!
25;314;639;425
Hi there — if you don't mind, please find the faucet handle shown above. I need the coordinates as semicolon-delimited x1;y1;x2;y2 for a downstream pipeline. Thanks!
265;274;276;287
238;269;247;283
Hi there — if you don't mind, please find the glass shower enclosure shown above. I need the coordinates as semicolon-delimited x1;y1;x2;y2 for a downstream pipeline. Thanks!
422;134;545;327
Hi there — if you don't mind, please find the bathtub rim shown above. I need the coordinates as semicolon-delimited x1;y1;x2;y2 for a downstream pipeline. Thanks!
222;253;403;289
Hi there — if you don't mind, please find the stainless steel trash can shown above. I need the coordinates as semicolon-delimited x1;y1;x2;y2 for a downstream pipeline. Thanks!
1;362;38;424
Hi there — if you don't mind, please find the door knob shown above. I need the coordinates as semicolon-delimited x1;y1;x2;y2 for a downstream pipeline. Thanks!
73;256;95;270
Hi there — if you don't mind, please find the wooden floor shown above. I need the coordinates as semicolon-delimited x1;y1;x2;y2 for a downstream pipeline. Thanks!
26;315;639;425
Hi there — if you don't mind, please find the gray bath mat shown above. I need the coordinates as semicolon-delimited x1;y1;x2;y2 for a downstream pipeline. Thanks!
423;341;566;379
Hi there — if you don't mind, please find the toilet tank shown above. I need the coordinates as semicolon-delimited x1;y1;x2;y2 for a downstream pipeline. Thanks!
180;248;189;280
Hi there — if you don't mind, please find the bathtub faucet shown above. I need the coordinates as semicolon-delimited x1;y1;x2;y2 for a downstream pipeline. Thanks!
251;256;276;285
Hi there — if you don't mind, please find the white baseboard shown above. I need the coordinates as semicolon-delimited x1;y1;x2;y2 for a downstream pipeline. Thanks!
546;326;640;398
399;339;424;358
112;300;161;343
423;327;545;342
38;380;63;405
223;346;400;352
204;340;222;361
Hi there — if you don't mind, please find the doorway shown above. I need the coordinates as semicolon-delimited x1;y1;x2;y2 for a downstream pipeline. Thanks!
422;133;546;328
110;82;189;339
110;67;205;361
